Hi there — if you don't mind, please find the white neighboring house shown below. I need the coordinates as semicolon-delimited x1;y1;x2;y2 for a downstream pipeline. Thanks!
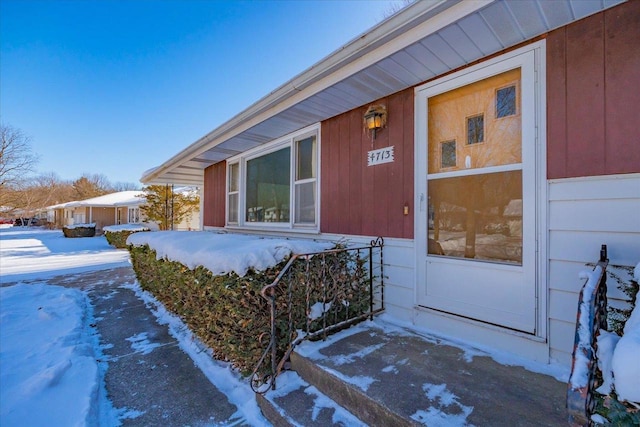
46;189;200;231
47;191;146;230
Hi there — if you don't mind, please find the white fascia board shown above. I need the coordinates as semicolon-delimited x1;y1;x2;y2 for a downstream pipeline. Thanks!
142;0;494;184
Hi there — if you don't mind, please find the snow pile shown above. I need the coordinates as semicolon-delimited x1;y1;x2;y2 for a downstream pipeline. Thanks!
595;330;620;395
0;284;100;426
103;223;150;232
611;262;640;403
127;231;334;277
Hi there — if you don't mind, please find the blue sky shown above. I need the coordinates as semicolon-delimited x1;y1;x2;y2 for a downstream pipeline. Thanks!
1;0;399;187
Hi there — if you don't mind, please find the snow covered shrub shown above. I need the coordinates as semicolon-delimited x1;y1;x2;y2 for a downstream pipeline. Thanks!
62;223;96;238
128;243;373;378
104;226;150;248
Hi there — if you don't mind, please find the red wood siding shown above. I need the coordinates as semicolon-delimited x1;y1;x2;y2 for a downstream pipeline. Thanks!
320;88;414;239
203;162;226;227
547;1;640;179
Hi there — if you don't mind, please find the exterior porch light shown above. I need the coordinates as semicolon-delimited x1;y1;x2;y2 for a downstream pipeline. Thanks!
364;104;387;140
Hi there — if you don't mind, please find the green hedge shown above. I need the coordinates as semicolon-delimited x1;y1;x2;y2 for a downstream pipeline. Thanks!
105;229;149;248
128;243;372;378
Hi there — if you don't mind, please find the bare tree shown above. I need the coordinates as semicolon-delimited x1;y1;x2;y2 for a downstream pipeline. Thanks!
5;173;73;221
112;181;141;191
0;124;39;206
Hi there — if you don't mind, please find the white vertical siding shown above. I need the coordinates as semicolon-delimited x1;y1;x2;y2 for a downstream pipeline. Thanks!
548;173;640;365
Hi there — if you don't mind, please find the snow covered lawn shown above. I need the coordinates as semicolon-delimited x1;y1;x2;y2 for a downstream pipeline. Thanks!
0;227;122;425
0;227;130;283
0;283;104;426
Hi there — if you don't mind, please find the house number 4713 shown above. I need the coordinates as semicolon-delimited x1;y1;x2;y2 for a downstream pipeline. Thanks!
367;146;395;166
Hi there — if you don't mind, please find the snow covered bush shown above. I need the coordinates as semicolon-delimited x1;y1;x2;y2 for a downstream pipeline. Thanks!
62;223;96;238
127;240;374;380
103;224;150;248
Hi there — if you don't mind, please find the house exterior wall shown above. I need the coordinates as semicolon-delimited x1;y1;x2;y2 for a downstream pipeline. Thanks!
199;2;638;368
547;0;640;179
320;89;415;239
203;161;226;227
90;207;116;230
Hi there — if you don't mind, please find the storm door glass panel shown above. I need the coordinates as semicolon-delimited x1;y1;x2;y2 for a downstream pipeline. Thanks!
427;68;522;265
428;171;522;264
246;147;291;223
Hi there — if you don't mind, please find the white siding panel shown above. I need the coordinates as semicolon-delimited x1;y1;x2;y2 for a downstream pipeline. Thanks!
549;318;576;359
549;289;580;324
549;259;591;292
384;283;414;311
548;173;640;201
385;265;414;291
549;260;631;305
384;302;414;323
549;230;640;265
550;199;640;233
382;242;415;269
547;174;640;370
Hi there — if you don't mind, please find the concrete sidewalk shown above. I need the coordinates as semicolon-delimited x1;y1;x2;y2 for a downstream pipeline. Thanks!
43;266;261;426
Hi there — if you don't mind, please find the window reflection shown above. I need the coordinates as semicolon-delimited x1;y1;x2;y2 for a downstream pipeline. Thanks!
428;170;523;265
246;148;291;223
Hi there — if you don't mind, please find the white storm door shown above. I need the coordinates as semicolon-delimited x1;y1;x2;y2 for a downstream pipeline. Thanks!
415;49;538;334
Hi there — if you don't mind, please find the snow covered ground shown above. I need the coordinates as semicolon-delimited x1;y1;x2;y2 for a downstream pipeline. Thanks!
0;227;130;284
0;227;271;426
3;225;637;426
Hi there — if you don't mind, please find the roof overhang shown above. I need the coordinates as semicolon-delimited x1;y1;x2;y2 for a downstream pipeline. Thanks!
142;0;626;186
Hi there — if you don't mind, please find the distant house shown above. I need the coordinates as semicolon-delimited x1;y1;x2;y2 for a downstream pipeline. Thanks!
140;0;639;370
47;191;146;230
47;189;200;231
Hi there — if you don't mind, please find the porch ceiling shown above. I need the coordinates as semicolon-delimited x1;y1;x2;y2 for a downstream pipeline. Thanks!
142;0;626;186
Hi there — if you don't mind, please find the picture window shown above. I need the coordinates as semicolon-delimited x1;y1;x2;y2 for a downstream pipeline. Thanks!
226;127;318;229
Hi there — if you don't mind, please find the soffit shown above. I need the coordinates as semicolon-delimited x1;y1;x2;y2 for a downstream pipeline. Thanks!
143;0;626;186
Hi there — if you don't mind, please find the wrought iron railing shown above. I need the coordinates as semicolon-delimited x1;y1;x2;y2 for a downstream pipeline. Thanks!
567;245;609;426
250;237;384;393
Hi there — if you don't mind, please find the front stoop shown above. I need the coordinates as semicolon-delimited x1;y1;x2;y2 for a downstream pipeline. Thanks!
256;320;568;427
290;352;413;426
256;371;367;427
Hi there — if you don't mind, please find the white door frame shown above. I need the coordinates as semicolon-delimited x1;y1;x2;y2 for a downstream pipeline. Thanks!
414;40;548;339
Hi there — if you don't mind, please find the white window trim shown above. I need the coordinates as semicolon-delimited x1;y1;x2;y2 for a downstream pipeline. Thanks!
226;123;321;233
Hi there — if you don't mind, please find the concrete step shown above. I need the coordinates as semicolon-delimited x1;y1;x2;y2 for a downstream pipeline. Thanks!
258;318;568;426
256;371;366;427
